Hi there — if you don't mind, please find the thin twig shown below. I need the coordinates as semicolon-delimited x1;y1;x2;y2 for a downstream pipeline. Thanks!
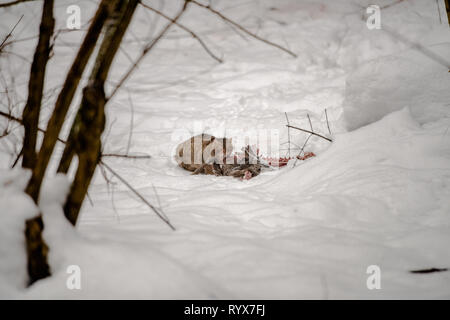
99;160;112;193
110;183;121;223
11;146;23;168
1;50;32;63
307;113;313;131
191;0;297;58
139;0;223;63
0;111;17;123
0;111;152;160
126;89;134;155
101;153;151;159
2;19;93;49
0;129;11;139
380;23;450;69
279;141;302;150
98;163;120;224
102;117;117;155
151;182;170;223
151;183;163;210
380;0;405;10
118;45;136;65
293;133;312;167
85;191;94;207
99;160;176;231
108;1;189;100
284;112;290;158
325;108;331;135
0;110;66;143
286;124;332;142
0;0;38;8
0;15;24;51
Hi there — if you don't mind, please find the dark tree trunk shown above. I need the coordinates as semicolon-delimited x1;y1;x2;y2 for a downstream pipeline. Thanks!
25;215;50;285
63;84;106;225
56;121;77;174
25;0;115;204
22;0;54;169
22;0;54;286
24;0;116;285
62;0;139;225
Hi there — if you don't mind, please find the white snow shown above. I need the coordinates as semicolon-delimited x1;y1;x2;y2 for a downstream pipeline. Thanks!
0;0;449;299
0;169;36;297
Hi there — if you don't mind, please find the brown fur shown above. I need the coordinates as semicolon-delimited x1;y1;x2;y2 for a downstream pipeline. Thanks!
176;137;262;179
175;134;233;172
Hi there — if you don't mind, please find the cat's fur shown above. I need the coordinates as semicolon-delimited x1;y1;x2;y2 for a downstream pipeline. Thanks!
175;135;261;179
175;133;233;173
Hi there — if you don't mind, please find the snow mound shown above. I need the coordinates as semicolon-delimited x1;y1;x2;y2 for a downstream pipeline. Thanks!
27;176;229;299
0;169;37;297
343;46;450;130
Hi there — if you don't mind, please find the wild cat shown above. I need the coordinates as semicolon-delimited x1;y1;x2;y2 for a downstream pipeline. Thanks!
175;133;233;173
175;134;262;179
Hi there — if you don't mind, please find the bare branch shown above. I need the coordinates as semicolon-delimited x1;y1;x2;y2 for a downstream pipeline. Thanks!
410;267;448;274
307;114;313;132
139;0;223;63
0;15;23;52
0;110;19;123
100;160;176;231
126;90;134;155
25;0;115;203
0;110;64;145
325;108;331;135
286;124;332;142
380;0;405;10
0;0;39;8
293;133;312;167
101;153;151;159
108;0;189;99
11;146;23;168
284;112;290;158
0;111;151;159
0;50;31;63
190;0;297;58
381;23;450;70
22;0;55;169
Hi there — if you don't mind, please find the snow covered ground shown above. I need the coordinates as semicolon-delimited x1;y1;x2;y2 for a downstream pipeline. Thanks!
1;0;449;299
